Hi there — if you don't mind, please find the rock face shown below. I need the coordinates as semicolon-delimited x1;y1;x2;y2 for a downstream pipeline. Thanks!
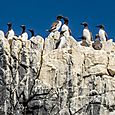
0;34;115;115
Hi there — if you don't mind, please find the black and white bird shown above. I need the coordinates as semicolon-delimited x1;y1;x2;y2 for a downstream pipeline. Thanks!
28;29;35;37
96;24;108;41
28;29;44;50
47;15;63;32
28;29;43;41
6;22;15;39
19;25;28;41
81;22;92;45
28;29;36;41
61;17;71;37
55;31;66;49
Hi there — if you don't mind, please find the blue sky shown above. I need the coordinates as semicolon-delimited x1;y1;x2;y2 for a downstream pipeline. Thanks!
0;0;115;41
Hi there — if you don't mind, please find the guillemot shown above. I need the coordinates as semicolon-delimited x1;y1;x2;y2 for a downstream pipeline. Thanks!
61;17;71;37
6;22;15;39
19;25;28;41
96;24;108;42
81;22;92;46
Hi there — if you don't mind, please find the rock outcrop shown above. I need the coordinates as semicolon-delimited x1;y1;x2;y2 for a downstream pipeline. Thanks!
0;33;115;115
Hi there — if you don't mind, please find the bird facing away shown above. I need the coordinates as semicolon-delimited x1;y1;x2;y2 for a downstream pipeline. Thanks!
47;15;63;32
19;25;28;41
96;24;108;41
6;22;15;39
61;17;71;37
81;22;92;45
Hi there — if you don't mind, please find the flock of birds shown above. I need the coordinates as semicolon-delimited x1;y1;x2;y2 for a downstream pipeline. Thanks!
0;15;109;49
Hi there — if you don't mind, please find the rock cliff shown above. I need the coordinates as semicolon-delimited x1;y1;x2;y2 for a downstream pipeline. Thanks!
0;33;115;115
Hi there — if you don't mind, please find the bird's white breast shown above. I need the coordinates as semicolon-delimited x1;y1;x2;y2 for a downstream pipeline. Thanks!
61;24;70;37
21;32;28;41
99;29;106;41
83;29;90;38
56;21;62;31
83;29;91;44
58;36;66;49
8;29;15;39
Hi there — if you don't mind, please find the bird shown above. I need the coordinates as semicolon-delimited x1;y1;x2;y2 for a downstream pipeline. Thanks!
80;36;89;47
55;31;66;49
28;29;44;50
5;22;15;39
28;29;35;38
81;22;92;46
19;25;28;41
47;15;63;32
61;17;71;37
96;24;108;42
92;34;102;50
28;29;36;41
28;29;44;41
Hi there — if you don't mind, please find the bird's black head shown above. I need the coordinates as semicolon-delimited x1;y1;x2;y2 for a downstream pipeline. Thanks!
7;22;12;30
63;17;69;25
20;25;26;34
7;22;12;26
28;29;34;37
56;15;63;20
63;17;69;22
20;25;26;29
81;22;88;27
96;24;104;29
28;29;34;33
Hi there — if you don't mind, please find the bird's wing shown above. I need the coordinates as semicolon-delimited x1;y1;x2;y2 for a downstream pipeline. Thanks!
90;32;93;41
105;32;108;41
5;31;9;38
69;28;72;35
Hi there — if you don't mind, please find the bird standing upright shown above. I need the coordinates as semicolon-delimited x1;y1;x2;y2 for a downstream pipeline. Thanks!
96;24;108;42
28;29;44;50
19;25;28;41
81;22;92;46
61;17;71;37
6;22;15;40
47;15;63;33
55;31;66;49
28;29;35;40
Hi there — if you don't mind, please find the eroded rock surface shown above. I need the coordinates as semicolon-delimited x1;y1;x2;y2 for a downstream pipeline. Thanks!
0;35;115;115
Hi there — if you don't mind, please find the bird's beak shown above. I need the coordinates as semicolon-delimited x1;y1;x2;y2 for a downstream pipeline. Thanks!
81;23;83;25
